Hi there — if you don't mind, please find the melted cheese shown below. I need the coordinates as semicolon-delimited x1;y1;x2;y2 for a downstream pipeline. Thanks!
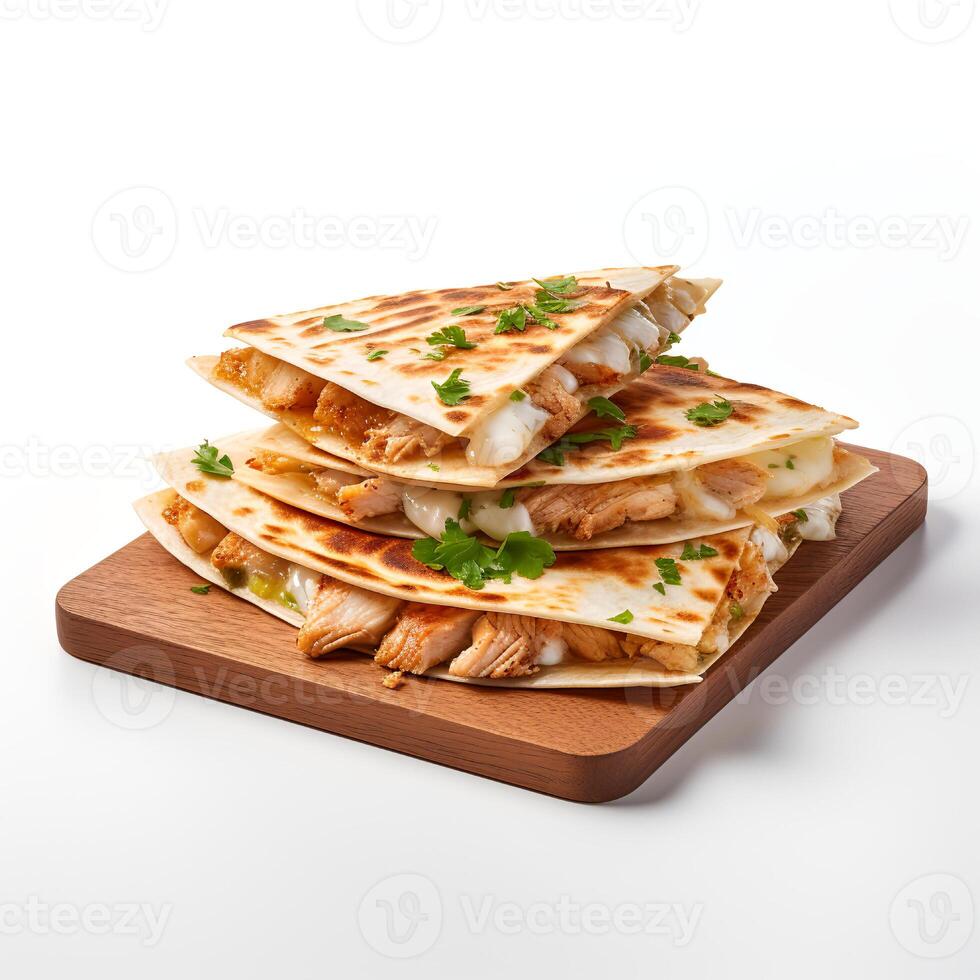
797;494;842;541
750;526;789;568
545;362;579;394
535;635;569;666
560;326;633;376
672;468;738;521
464;397;550;467
286;565;321;615
401;487;474;538
606;304;663;351
469;492;535;540
746;437;835;500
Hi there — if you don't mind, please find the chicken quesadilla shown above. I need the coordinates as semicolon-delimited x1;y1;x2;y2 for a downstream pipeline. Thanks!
135;483;838;688
190;268;721;486
225;362;874;547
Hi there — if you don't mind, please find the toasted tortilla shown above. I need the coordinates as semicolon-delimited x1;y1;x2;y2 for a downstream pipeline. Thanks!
190;358;856;489
155;444;757;647
223;267;680;438
228;427;876;550
134;491;801;689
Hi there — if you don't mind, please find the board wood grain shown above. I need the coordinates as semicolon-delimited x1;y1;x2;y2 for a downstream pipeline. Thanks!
56;445;926;802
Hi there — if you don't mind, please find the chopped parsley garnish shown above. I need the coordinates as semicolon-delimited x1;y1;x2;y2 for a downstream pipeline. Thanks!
411;519;556;591
366;349;388;361
427;325;477;350
655;557;682;586
786;458;796;470
458;498;472;520
451;305;485;316
190;584;211;595
656;354;701;371
706;369;722;378
536;425;638;466
680;542;720;561
637;349;654;373
422;348;447;361
509;389;526;402
432;368;471;405
531;294;576;316
768;463;779;469
608;609;634;625
587;396;626;423
322;314;369;332
428;463;440;471
685;398;734;427
495;305;527;334
730;601;744;621
498;488;516;509
533;275;578;297
792;508;809;522
522;303;559;328
192;440;234;478
652;582;666;596
664;330;682;350
496;281;514;290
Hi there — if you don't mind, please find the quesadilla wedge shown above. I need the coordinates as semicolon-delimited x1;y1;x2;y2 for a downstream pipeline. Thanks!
136;485;834;688
191;268;721;486
229;425;874;549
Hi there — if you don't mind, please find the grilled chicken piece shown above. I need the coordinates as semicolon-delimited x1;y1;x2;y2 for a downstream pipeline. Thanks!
363;415;454;462
562;623;625;662
162;494;228;554
525;367;583;440
696;458;769;510
519;477;677;540
449;614;565;678
311;469;350;499
563;362;622;387
337;477;403;521
210;532;288;583
313;382;392;445
296;577;403;658
246;451;309;476
375;604;480;674
727;539;776;611
622;636;700;673
214;348;323;412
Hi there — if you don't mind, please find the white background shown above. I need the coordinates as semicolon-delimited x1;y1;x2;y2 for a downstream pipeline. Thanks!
2;1;978;976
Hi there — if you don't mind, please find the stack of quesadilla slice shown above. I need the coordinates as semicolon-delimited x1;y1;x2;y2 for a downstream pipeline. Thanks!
137;267;876;688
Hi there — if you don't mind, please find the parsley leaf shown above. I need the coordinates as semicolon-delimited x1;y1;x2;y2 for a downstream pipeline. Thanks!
498;488;516;509
411;520;555;590
509;390;526;402
422;349;447;361
427;463;440;472
533;275;578;297
656;354;701;371
495;306;528;334
664;331;682;350
522;303;559;328
792;508;809;523
652;582;666;596
427;325;477;350
432;368;471;405
322;314;369;332
680;542;720;561
608;609;634;625
730;601;744;621
587;396;626;423
451;305;485;316
190;584;211;595
192;440;234;478
366;349;388;361
637;349;654;373
655;557;682;586
458;498;472;520
685;399;734;427
786;458;796;470
536;425;639;466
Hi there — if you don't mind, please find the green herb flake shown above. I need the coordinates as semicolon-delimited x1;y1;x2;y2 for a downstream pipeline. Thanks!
730;601;744;621
192;440;234;478
608;609;634;625
637;349;654;373
498;489;516;509
422;349;447;361
509;390;527;402
680;542;720;561
431;368;471;406
785;458;796;470
685;398;734;427
587;396;626;423
495;306;528;334
427;325;477;350
652;582;666;596
533;275;579;296
322;314;369;332
655;557;682;586
496;281;514;290
451;305;485;316
428;463;440;472
458;498;472;520
664;330;682;350
792;508;809;523
366;349;388;361
536;424;639;466
656;354;701;371
190;584;211;595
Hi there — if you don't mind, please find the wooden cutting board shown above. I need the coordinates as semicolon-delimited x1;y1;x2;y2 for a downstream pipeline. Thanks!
56;445;926;803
